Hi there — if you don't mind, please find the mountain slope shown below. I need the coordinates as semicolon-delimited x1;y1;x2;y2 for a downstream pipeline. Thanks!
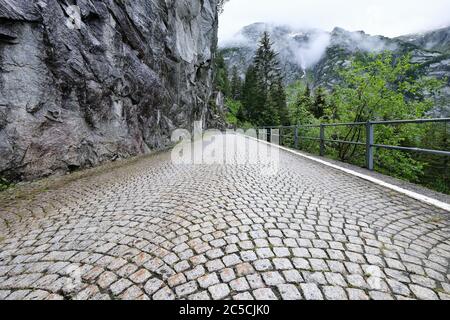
397;26;450;54
221;23;450;116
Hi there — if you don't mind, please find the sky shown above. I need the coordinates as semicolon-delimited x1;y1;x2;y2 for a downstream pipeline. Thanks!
219;0;450;43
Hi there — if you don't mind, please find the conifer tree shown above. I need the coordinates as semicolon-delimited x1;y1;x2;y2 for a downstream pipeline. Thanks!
292;85;313;125
241;65;258;122
230;66;242;100
241;32;288;126
311;86;327;119
214;51;230;97
270;77;289;126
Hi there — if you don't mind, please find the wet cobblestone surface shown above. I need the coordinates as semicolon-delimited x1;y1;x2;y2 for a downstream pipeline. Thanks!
0;135;449;300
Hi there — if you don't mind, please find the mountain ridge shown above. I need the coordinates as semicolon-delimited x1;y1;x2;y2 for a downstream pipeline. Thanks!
396;26;450;53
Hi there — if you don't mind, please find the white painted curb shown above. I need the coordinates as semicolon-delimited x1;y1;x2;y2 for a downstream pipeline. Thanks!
245;135;450;212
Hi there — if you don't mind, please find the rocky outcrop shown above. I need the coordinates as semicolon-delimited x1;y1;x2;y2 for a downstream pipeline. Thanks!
397;26;450;54
0;0;221;181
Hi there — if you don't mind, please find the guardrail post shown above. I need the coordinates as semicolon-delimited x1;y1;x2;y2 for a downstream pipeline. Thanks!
366;121;374;171
294;126;299;149
280;128;283;146
320;124;325;156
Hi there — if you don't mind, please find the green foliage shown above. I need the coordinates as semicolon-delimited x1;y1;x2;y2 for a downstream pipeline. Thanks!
285;81;306;105
285;52;447;193
328;53;442;123
287;82;314;125
214;51;230;96
230;66;242;100
0;177;12;192
417;122;450;193
240;65;259;124
311;86;327;119
224;98;242;126
269;77;289;126
239;32;288;127
239;121;256;131
321;52;444;181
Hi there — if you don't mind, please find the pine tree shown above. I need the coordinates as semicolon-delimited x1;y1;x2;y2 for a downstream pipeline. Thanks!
214;51;230;97
241;32;288;126
304;85;311;104
311;86;327;119
230;66;242;100
292;85;313;125
270;77;289;126
241;65;258;122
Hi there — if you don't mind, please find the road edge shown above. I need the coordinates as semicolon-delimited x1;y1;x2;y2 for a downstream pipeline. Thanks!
245;135;450;212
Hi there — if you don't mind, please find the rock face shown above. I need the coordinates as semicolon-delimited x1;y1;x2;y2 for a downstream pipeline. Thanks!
0;0;220;181
396;26;450;54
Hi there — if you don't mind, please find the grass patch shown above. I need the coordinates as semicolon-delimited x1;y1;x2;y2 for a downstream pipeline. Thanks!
0;177;13;192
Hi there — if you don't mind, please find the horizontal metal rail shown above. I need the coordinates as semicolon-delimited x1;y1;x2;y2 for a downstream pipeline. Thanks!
321;122;367;127
370;118;450;125
373;144;450;157
261;118;450;129
325;139;366;146
301;137;321;141
258;118;450;171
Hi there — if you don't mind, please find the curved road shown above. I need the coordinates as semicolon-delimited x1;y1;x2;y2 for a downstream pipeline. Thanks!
0;134;449;300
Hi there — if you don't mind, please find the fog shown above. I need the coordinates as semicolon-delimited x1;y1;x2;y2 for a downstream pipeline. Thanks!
221;22;399;70
291;32;331;70
219;0;450;43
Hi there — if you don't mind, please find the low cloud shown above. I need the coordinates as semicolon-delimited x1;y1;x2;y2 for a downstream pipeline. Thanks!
329;28;399;54
289;32;331;70
222;24;332;70
219;0;450;43
221;23;400;71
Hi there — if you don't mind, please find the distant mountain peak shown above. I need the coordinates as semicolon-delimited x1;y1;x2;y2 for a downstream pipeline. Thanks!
396;26;450;53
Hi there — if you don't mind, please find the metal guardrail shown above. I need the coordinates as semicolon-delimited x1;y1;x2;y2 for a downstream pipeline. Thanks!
259;118;450;171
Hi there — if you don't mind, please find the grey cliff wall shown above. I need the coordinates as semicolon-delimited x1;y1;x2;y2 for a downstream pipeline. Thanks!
0;0;220;181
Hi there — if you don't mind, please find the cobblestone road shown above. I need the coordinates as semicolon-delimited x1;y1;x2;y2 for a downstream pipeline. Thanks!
0;134;449;300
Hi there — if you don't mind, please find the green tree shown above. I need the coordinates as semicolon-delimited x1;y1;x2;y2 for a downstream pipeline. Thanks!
241;32;288;126
214;51;230;96
327;52;443;181
271;77;290;125
241;65;258;123
311;86;327;119
418;123;449;193
224;98;242;126
230;66;242;100
291;85;313;125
